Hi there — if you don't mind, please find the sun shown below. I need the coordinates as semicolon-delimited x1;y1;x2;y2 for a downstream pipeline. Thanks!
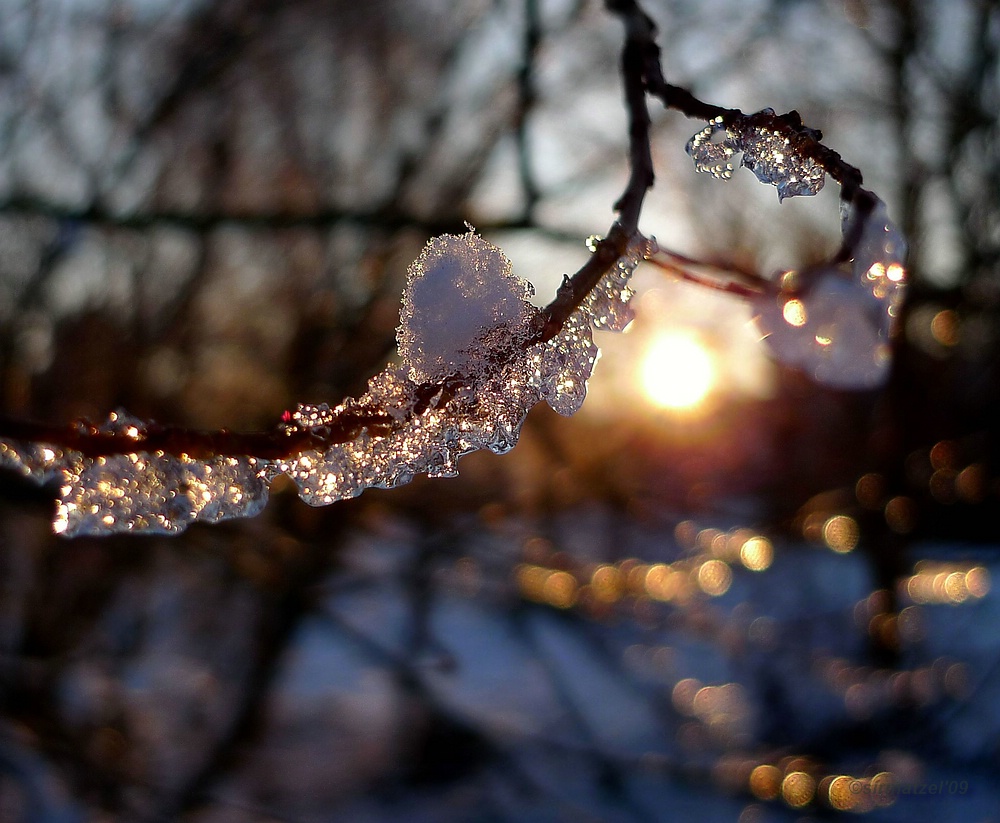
639;331;717;411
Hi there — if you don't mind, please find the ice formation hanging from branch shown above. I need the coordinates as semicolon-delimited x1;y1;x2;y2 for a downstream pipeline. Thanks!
683;107;907;388
0;229;650;536
645;195;908;390
0;0;908;536
752;198;907;388
686;109;827;200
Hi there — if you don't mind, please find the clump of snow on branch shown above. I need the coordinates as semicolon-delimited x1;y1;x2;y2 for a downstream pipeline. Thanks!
279;230;647;505
0;231;650;536
398;231;536;384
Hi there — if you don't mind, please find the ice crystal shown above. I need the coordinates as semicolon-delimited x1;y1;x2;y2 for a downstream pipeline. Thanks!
739;127;825;201
753;197;907;389
96;408;148;438
55;452;270;535
687;111;825;199
1;231;650;536
283;403;336;437
0;428;270;535
0;440;64;484
685;117;738;180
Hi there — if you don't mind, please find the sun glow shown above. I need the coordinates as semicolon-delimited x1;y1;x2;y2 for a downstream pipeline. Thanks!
639;332;717;410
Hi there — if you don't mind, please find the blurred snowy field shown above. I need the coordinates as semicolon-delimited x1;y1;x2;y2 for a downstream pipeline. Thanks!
2;497;997;823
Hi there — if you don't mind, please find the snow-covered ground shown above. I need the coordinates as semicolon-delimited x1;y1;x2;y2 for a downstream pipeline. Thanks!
3;497;995;822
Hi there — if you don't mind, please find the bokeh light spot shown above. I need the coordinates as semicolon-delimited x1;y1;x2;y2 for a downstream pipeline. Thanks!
930;309;960;346
590;564;623;603
929;440;957;469
645;563;684;602
749;764;782;801
827;775;855;811
672;677;702;715
542;570;577;608
965;566;991;598
884;496;917;534
740;536;773;571
822;515;859;553
855;472;886;509
782;298;808;327
956;463;987;503
697;559;733;596
781;771;815;808
870;772;896;807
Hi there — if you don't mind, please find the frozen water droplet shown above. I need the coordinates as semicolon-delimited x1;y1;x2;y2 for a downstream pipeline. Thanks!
540;315;598;416
0;439;64;482
754;267;898;390
754;195;906;389
93;408;148;439
426;449;459;478
845;195;908;339
686;117;738;180
537;233;648;415
285;402;336;437
688;111;826;199
584;260;635;332
850;197;907;276
398;230;535;383
740;128;825;200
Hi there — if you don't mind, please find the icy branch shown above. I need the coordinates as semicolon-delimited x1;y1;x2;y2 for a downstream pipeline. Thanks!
0;229;650;536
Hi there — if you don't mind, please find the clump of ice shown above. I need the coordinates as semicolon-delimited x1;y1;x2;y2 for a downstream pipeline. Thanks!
849;198;907;285
740;127;825;201
753;197;907;389
0;411;270;536
54;452;270;535
686;110;826;200
685;117;738;180
685;111;900;386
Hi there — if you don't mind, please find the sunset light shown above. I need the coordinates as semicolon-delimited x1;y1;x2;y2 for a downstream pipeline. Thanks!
640;332;717;411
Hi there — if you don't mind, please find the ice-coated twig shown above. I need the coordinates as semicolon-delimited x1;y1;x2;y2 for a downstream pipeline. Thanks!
0;227;651;536
606;0;908;386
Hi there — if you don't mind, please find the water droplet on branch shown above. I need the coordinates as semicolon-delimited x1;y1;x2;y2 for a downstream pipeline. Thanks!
686;117;738;180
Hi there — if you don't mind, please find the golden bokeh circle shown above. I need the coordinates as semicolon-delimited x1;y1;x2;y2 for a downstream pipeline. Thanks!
826;775;855;811
749;764;782;801
781;771;815;808
698;559;733;596
822;515;859;553
740;537;773;572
